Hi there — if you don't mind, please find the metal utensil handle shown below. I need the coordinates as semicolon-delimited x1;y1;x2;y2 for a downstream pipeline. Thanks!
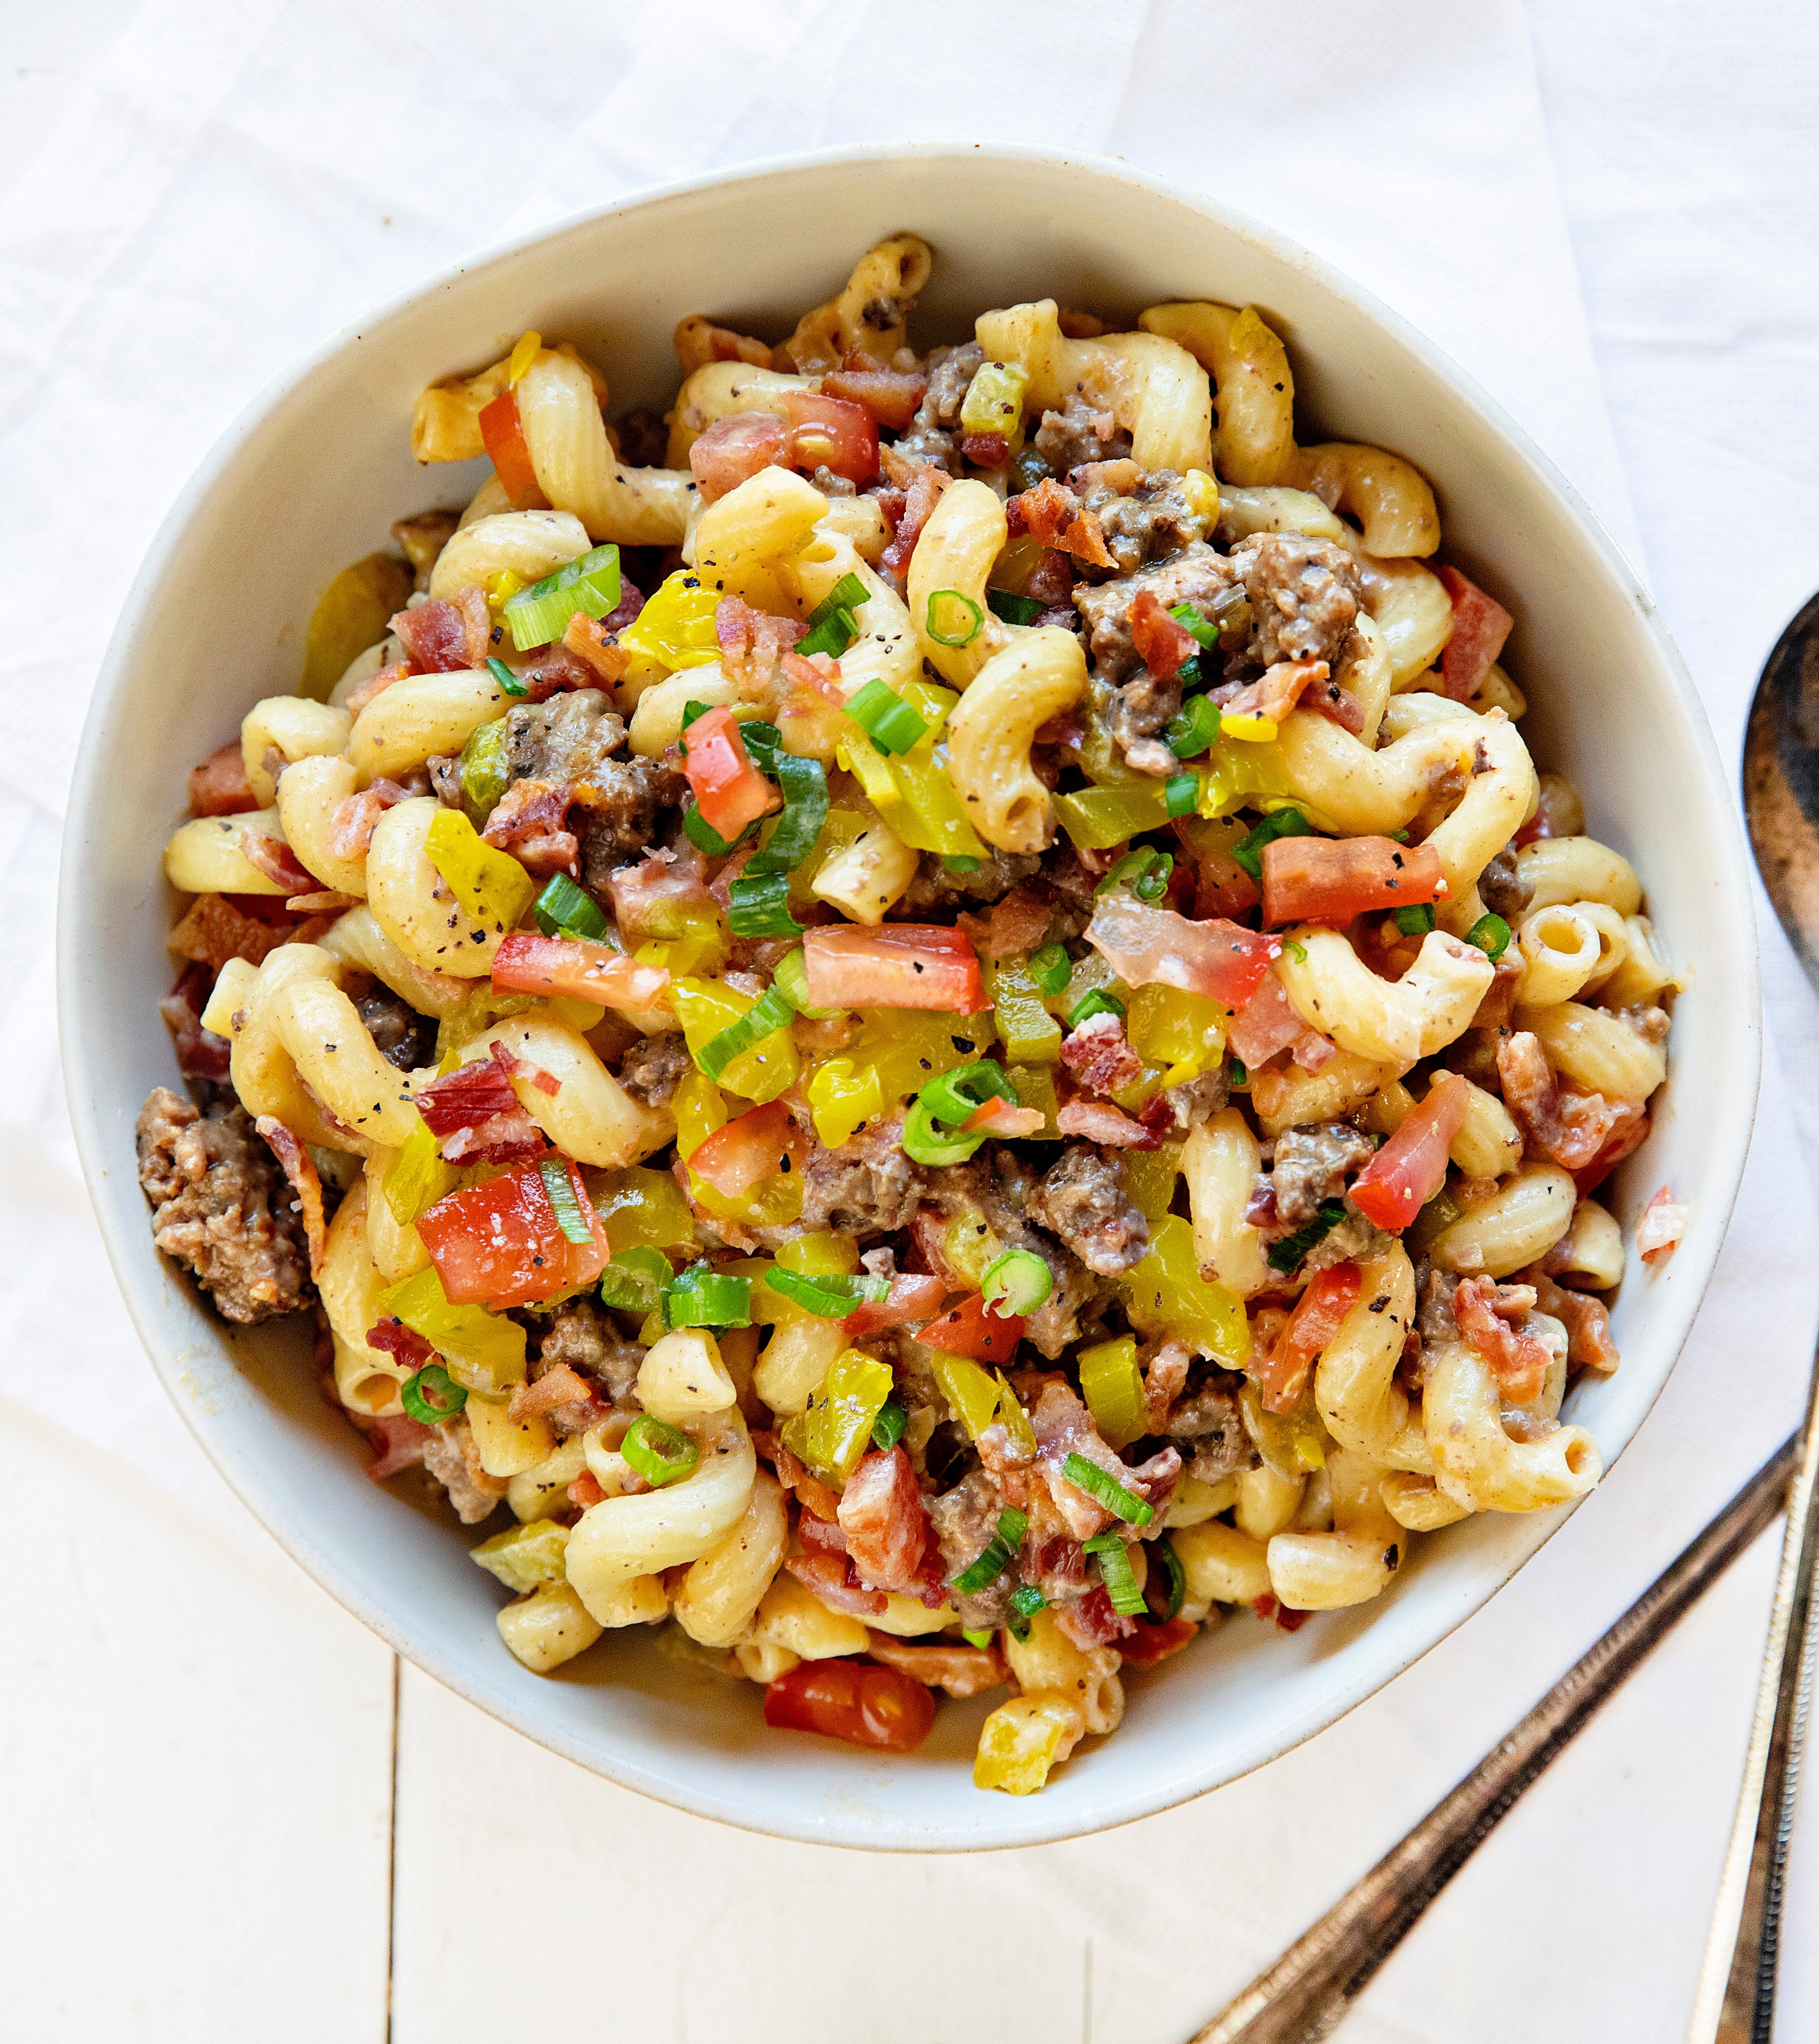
1687;1362;1819;2044
1189;1437;1797;2044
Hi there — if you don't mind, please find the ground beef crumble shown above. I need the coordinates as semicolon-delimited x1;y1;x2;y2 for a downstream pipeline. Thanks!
536;1296;644;1407
1027;1144;1150;1277
615;1031;689;1109
1271;1122;1378;1227
801;1117;931;1241
1229;530;1363;670
136;1088;313;1323
1073;540;1240;689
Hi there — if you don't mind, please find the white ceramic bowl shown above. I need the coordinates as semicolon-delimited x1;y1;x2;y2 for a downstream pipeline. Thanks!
60;143;1758;1851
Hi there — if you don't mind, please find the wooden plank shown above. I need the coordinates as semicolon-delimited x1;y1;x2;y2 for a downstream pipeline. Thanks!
0;1397;394;2042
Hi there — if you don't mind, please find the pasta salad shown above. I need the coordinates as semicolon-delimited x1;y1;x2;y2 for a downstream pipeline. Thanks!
138;234;1684;1796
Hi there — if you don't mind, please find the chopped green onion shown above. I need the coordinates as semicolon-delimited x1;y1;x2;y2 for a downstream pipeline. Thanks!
696;985;796;1083
1228;1056;1248;1086
1028;943;1071;996
745;753;828;877
538;1159;594;1246
735;720;783;775
486;654;529;700
1393;903;1437;938
680;699;713;733
682;801;748;856
1154;1533;1187;1620
795;607;859;660
1168;602;1221;650
662;1261;753;1330
949;1507;1030;1595
1006;1582;1046;1639
500;543;622;653
1284;938;1308;964
1165;694;1222;759
772;947;840;1020
981;1248;1053;1317
804;574;868;632
902;1097;987;1167
987;588;1045;626
925;589;984;648
458;717;511;825
918;1059;1018;1127
1165;771;1200;818
765;1268;890;1318
1174;653;1204;692
845;677;930;755
727;870;804;940
872;1402;907;1452
533;873;608;942
961;1627;996;1650
1389;828;1412;845
621;1414;701;1488
1467;911;1512;961
1061;1452;1154;1526
600;1246;671;1313
943;855;982;874
1231;807;1316;881
401;1363;467;1426
1083;1530;1147;1615
1098;847;1173;903
1267;1198;1349;1273
1067;989;1126;1029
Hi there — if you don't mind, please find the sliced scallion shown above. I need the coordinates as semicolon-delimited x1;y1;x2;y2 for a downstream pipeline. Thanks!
401;1363;467;1426
1083;1530;1147;1615
662;1261;753;1331
772;947;840;1020
745;753;828;877
727;870;804;940
1266;1198;1349;1273
1168;601;1221;650
1231;806;1315;881
981;1248;1053;1317
1283;938;1308;964
1154;1533;1187;1621
1027;943;1071;996
1467;911;1512;961
1007;1582;1046;1639
533;873;608;942
804;574;867;631
987;588;1045;626
600;1246;671;1314
765;1268;890;1318
918;1059;1018;1127
621;1414;701;1488
1098;847;1172;903
902;1097;987;1168
871;1402;908;1452
1066;989;1126;1030
486;654;529;700
682;801;747;857
795;607;859;659
538;1158;595;1246
1393;903;1437;938
1061;1452;1154;1527
845;677;930;756
696;985;796;1083
501;543;621;652
1165;694;1222;759
961;1627;996;1650
925;589;984;648
1228;1055;1249;1086
949;1507;1030;1596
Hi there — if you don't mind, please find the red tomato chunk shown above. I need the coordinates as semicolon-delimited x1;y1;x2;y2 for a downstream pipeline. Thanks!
417;1159;606;1310
1260;836;1447;927
680;705;779;841
916;1291;1023;1365
1349;1073;1469;1232
777;390;879;485
763;1659;937;1753
478;390;549;511
801;923;983;1013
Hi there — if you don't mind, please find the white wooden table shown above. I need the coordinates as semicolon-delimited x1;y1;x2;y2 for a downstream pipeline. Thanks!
5;4;1818;2037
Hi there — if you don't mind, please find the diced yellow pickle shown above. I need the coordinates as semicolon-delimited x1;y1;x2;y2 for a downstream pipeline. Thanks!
1121;1140;1182;1222
989;960;1063;1065
300;551;414;702
471;1518;571;1594
373;1267;527;1394
973;1693;1086;1795
931;1352;1001;1442
617;570;722;671
1077;1336;1146;1449
1120;1216;1250;1368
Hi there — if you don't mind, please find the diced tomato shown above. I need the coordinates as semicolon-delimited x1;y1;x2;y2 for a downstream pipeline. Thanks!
801;923;983;1014
916;1291;1024;1365
1572;1104;1651;1198
688;1101;806;1198
680;704;779;841
1228;973;1321;1072
1260;836;1447;927
763;1659;936;1753
823;362;927;429
1255;1263;1362;1412
961;1096;1047;1138
478;389;550;511
1117;1616;1199;1668
1436;566;1513;702
417;1158;608;1309
1349;1072;1470;1231
1130;589;1199;683
842;1273;950;1337
490;931;672;1013
1085;894;1279;1011
689;412;789;504
188;740;257;817
777;390;879;485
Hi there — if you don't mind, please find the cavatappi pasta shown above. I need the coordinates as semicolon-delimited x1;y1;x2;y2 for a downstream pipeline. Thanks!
136;236;1682;1799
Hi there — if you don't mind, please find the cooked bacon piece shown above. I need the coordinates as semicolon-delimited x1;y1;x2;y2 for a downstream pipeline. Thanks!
601;845;713;942
1256;1263;1361;1413
823;363;927;428
675;315;774;373
1636;1186;1688;1264
1131;588;1199;682
881;458;948;577
1055;1098;1156;1148
562;610;630;684
1009;477;1078;547
1571;1103;1650;1198
1118;1616;1199;1668
785;1550;890;1618
1059;1011;1144;1096
414;1053;520;1136
253;1116;326;1279
510;645;599;702
159;964;232;1084
956;882;1053;961
507;1364;598;1426
366;1318;437;1373
715;592;801;691
362;1412;437;1480
837;1448;930;1593
167;892;288;971
690;412;790;503
766;1437;843;1524
345;659;414;716
189;741;257;817
390;597;476;674
480;778;578;878
440;1111;546;1164
796;1510;848;1557
1303;679;1369;735
1220;658;1330;726
1053;1584;1136;1649
239;831;317;894
865;1632;1007;1697
1525;1267;1621;1374
1253;1593;1309;1633
326;777;411;863
1437;566;1514;702
1032;1381;1180;1539
1496;1031;1635;1172
1454;1276;1553;1403
962;431;1009;468
568;1469;607;1508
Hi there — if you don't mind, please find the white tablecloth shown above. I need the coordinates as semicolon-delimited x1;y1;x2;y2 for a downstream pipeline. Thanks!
3;3;1817;2037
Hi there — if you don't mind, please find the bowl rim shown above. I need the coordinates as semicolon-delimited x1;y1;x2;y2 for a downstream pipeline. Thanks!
57;137;1762;1851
